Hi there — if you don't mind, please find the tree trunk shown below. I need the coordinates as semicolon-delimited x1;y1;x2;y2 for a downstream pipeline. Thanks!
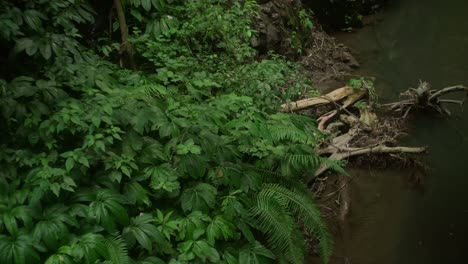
113;0;136;70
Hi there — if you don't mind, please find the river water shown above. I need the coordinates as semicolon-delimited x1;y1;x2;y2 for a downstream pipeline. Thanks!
329;0;468;263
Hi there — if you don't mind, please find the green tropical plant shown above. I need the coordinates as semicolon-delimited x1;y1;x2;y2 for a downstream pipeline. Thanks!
0;0;338;263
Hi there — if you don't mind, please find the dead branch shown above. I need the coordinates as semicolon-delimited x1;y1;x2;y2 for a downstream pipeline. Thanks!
281;86;359;112
428;85;468;101
312;145;426;180
319;88;368;130
288;82;464;182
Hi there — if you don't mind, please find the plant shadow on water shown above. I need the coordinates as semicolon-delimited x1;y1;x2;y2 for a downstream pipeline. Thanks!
326;0;468;263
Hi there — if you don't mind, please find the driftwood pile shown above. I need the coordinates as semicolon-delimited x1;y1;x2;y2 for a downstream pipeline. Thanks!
281;82;468;182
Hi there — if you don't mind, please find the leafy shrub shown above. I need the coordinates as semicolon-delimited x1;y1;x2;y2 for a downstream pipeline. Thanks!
0;0;335;263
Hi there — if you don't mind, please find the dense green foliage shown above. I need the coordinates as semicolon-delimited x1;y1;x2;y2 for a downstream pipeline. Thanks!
0;0;336;263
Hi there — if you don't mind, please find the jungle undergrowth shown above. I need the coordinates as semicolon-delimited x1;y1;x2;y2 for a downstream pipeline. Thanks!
0;1;338;263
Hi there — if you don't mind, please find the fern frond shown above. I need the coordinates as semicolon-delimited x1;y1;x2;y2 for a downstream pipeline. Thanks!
282;153;325;177
268;113;321;145
142;84;167;98
105;234;130;264
286;154;323;168
261;184;333;264
249;190;305;264
287;113;320;131
128;83;168;101
269;125;313;144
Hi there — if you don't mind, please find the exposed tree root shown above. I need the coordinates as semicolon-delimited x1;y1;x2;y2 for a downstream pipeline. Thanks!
384;82;468;117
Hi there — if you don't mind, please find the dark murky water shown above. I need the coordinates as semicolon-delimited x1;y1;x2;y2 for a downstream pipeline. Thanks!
330;0;468;263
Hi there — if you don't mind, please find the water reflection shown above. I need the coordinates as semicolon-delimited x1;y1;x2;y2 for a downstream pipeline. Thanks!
330;0;468;263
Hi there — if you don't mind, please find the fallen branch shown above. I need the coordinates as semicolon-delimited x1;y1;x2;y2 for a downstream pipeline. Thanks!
312;145;426;180
318;111;335;131
320;89;368;130
281;86;358;112
428;85;468;101
337;145;427;157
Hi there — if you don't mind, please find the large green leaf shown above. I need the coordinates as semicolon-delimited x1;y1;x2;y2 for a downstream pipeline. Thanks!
123;214;164;252
77;189;129;231
141;0;152;11
0;205;34;236
181;183;217;212
33;204;77;249
75;233;107;264
0;233;40;264
206;215;236;245
238;241;275;264
192;240;220;263
147;164;180;195
124;181;151;206
178;211;210;241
